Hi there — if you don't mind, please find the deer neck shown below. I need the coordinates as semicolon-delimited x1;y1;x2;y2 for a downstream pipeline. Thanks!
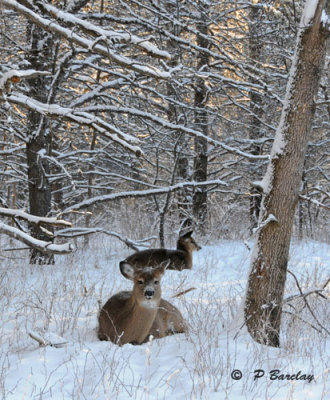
123;295;159;344
176;241;192;269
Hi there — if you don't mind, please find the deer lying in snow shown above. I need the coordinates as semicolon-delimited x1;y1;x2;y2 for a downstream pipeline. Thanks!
119;231;201;272
98;262;186;345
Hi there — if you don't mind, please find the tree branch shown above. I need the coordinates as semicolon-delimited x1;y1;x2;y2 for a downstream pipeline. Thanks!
0;222;74;254
287;270;330;336
6;92;142;155
0;207;72;227
55;227;155;251
3;0;170;79
62;179;228;212
0;69;51;93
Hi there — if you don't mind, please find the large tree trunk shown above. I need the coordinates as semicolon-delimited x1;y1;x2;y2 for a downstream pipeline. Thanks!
26;22;55;264
244;0;329;347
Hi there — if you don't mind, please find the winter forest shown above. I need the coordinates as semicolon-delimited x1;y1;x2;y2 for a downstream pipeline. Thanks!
0;0;329;399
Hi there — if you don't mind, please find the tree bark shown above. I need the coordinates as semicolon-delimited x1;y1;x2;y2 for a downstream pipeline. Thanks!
248;3;264;231
26;21;55;264
244;0;329;347
164;2;191;228
193;4;209;234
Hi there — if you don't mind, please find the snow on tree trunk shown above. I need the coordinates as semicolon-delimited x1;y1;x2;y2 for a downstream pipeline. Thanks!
244;0;329;347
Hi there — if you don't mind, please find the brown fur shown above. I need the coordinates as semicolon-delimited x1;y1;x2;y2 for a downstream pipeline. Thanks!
98;264;186;345
120;231;201;272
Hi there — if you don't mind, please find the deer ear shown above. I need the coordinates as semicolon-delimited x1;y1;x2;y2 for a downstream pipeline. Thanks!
120;262;135;280
158;260;170;275
181;230;193;239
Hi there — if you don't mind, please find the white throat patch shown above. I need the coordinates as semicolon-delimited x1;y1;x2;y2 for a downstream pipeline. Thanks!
140;299;158;309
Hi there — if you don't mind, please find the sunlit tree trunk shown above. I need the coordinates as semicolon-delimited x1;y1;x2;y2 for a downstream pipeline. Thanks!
244;0;329;347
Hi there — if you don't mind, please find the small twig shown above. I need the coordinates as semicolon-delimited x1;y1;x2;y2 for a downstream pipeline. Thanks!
2;247;30;252
322;278;330;289
233;318;248;340
287;270;330;336
172;287;196;298
299;194;330;210
55;227;155;251
284;306;326;334
282;310;323;334
284;289;325;303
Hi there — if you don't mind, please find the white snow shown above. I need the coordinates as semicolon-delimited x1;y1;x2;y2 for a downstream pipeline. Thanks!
301;0;319;26
321;10;330;27
0;238;329;399
252;213;278;234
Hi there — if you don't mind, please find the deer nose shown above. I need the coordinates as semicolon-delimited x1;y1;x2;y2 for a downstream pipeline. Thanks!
144;289;154;298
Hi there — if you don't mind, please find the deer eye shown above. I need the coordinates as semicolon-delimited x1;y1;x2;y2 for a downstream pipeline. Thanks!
154;280;159;285
138;279;144;285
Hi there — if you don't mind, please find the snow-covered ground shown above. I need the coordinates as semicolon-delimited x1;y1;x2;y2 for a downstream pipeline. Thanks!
0;238;329;399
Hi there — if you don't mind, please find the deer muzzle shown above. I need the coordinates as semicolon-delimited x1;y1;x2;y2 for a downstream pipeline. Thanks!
144;288;155;299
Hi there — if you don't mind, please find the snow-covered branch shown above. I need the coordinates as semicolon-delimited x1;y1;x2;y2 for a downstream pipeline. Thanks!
252;213;278;235
0;222;74;254
80;105;269;160
3;0;170;79
0;69;51;93
55;227;155;251
321;9;330;30
0;207;72;227
40;2;171;60
299;195;330;209
63;179;228;212
6;92;143;155
0;144;25;155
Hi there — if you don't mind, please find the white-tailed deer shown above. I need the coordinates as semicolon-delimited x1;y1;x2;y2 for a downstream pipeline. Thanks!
119;231;201;272
98;262;186;345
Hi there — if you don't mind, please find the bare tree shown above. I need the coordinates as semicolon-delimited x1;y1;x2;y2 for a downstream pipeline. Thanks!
25;18;56;264
1;0;328;260
244;0;329;347
248;2;265;230
192;1;210;234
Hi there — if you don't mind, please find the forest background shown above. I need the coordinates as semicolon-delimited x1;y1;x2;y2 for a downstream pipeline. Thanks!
0;0;328;263
0;1;329;398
